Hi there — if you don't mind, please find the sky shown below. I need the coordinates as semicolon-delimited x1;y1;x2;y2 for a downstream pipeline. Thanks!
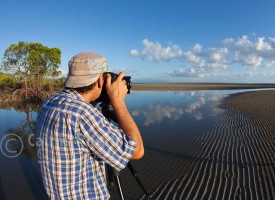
1;0;275;83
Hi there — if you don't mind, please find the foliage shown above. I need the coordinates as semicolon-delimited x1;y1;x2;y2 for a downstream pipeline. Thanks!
42;76;66;88
0;73;20;90
1;41;61;94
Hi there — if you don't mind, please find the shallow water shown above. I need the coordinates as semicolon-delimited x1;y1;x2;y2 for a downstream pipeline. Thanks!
0;89;273;199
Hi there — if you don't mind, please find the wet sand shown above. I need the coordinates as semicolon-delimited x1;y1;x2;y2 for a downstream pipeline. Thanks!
111;90;275;199
132;83;275;91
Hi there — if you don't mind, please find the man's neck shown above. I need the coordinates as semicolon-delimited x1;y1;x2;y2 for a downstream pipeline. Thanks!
80;91;98;103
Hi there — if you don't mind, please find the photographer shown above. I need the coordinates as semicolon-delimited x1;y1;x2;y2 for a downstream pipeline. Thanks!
36;52;144;199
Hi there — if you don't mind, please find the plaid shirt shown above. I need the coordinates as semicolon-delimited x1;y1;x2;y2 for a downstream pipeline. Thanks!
36;89;136;199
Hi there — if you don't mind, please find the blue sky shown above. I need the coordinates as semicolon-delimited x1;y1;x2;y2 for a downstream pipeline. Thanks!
1;0;275;83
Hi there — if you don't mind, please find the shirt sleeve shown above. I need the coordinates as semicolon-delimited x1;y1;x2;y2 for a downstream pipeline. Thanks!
78;106;137;171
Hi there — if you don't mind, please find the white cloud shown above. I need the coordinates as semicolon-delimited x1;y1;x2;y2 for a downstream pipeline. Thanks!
208;48;228;69
221;38;234;46
256;37;272;51
222;35;275;68
130;39;183;62
184;51;205;67
234;52;263;68
265;60;275;67
131;34;275;78
192;43;202;53
268;37;275;46
233;35;255;54
130;49;139;56
169;67;209;78
209;48;228;62
243;55;263;68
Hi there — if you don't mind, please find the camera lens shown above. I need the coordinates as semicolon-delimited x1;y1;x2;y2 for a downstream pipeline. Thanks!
122;76;132;94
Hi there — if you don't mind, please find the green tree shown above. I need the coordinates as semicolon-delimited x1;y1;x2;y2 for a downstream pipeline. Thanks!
27;42;61;91
1;41;61;96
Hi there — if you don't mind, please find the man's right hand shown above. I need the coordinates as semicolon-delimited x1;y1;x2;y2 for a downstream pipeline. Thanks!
105;72;128;106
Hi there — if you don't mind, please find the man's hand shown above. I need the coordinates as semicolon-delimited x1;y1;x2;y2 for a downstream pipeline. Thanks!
105;72;128;105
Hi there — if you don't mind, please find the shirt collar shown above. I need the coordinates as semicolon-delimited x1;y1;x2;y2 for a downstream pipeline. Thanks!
63;88;86;102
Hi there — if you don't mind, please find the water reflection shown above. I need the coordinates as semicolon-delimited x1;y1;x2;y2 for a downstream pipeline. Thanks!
0;102;47;199
0;103;40;159
130;90;226;126
132;103;184;126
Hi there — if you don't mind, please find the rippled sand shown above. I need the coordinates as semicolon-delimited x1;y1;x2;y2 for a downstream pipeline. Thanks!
111;90;275;199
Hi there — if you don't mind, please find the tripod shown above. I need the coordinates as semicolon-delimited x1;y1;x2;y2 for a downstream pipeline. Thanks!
100;102;150;200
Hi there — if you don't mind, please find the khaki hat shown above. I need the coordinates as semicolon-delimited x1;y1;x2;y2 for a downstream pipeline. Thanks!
65;52;106;88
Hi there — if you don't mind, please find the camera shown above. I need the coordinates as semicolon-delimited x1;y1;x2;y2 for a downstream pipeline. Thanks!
96;72;132;102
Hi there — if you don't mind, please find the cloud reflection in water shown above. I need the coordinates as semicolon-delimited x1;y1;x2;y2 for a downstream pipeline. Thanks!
130;90;225;126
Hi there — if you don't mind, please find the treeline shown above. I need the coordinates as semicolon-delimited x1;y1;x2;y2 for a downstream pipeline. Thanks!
0;41;65;102
0;72;65;91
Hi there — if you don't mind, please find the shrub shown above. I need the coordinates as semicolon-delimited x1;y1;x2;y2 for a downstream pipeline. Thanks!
0;73;20;90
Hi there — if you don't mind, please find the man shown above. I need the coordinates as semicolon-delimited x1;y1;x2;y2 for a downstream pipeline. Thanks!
36;52;144;199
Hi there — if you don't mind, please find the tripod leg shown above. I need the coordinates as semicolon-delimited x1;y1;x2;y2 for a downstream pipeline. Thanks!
114;174;125;200
127;162;150;198
107;166;125;200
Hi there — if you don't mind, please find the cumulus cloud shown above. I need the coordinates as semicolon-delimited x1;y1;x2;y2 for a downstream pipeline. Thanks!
269;37;275;47
234;35;254;53
256;37;272;51
234;52;263;69
192;43;202;53
130;34;275;78
217;35;274;68
207;48;229;69
130;39;183;62
169;67;209;78
130;49;139;56
221;38;234;46
265;60;275;67
184;51;205;67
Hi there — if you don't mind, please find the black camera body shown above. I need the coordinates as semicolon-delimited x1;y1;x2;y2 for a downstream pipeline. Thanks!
96;72;132;102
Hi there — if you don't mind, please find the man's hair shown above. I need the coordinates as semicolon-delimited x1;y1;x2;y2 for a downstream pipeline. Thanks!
65;82;96;94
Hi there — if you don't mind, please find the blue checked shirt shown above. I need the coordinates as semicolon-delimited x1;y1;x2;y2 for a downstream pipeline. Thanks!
36;89;136;199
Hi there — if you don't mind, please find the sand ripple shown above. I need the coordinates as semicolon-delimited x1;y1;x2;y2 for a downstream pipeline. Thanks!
140;90;275;200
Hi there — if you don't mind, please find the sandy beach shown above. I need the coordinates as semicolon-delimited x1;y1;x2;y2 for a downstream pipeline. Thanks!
110;89;275;199
132;83;275;91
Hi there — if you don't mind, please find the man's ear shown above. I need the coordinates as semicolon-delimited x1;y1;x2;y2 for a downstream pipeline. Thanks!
98;74;104;88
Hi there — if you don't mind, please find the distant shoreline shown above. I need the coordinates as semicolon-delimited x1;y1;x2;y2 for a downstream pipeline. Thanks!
1;83;275;104
132;83;275;91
